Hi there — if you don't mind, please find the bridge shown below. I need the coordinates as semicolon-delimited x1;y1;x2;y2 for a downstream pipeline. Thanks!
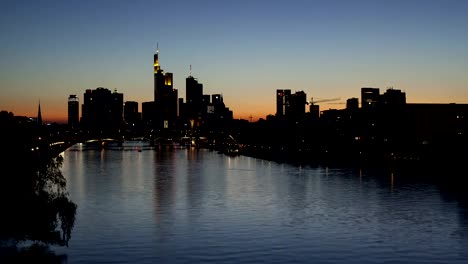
46;132;240;157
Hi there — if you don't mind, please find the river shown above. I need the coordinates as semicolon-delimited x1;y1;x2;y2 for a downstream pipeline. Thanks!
54;142;468;263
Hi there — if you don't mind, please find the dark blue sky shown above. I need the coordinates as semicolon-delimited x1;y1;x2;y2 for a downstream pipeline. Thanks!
1;0;467;121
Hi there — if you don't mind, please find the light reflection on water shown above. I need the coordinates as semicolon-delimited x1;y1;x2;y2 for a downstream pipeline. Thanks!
56;143;468;263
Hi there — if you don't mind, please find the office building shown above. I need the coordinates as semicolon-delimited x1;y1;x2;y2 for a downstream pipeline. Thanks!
153;46;178;129
276;90;306;119
68;95;79;129
361;87;380;109
346;98;359;110
186;75;204;118
124;101;139;125
290;91;307;118
142;101;156;125
81;87;123;132
276;89;291;118
380;88;406;107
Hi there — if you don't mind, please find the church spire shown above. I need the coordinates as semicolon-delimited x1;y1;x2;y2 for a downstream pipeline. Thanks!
37;100;43;126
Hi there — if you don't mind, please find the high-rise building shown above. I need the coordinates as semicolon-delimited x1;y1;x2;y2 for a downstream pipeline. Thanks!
346;98;359;110
276;89;291;118
178;98;185;119
186;75;204;118
212;94;223;106
380;88;406;107
124;101;139;125
310;104;320;120
290;91;307;118
142;101;156;125
68;95;79;129
361;87;380;109
81;87;123;132
153;46;178;129
276;90;306;119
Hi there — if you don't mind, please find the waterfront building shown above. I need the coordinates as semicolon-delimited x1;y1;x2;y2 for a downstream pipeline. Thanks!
81;87;123;132
142;101;156;126
153;46;178;129
68;95;79;129
186;75;204;119
124;101;139;125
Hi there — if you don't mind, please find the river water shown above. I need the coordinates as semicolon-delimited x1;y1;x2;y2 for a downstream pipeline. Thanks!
55;142;468;263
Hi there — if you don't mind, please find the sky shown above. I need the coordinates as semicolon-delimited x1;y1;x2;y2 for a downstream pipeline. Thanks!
1;0;468;122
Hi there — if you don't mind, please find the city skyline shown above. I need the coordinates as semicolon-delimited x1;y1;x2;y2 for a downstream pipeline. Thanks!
1;0;468;122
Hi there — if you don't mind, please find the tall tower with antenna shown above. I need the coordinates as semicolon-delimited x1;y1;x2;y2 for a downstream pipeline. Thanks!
152;43;177;129
153;43;160;73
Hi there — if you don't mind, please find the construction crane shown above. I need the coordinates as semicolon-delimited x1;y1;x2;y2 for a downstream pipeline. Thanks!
306;97;341;117
306;97;341;105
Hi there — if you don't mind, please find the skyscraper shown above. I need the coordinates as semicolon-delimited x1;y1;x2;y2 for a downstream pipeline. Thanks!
290;91;307;118
142;101;156;125
186;75;204;119
380;88;406;107
81;87;123;132
276;90;307;120
68;95;79;129
361;87;380;109
124;101;139;125
276;89;291;118
346;98;359;110
153;46;178;129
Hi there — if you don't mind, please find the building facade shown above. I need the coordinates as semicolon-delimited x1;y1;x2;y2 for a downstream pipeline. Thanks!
81;87;123;133
361;87;380;109
153;47;178;130
68;95;79;129
124;101;139;125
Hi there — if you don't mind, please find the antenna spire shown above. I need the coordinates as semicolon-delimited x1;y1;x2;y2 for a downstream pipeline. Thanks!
156;42;159;54
190;64;192;76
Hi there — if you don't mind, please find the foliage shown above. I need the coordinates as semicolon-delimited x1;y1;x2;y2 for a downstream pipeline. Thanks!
0;111;77;248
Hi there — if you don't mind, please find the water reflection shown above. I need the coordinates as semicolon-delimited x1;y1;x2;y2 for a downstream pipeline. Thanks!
60;146;468;263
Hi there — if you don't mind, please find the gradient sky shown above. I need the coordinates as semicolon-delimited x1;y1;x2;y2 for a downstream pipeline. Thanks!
1;0;468;122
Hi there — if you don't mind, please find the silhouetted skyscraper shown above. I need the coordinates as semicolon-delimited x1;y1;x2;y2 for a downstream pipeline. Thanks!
68;95;79;129
380;88;406;107
361;87;380;109
346;98;359;110
124;101;139;125
153;46;177;129
276;89;291;118
212;94;223;106
310;104;320;120
276;90;306;120
186;75;204;119
142;101;156;125
290;91;307;119
81;87;123;132
178;98;185;118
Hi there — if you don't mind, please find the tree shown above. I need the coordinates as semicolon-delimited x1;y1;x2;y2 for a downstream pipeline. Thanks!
0;111;77;249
